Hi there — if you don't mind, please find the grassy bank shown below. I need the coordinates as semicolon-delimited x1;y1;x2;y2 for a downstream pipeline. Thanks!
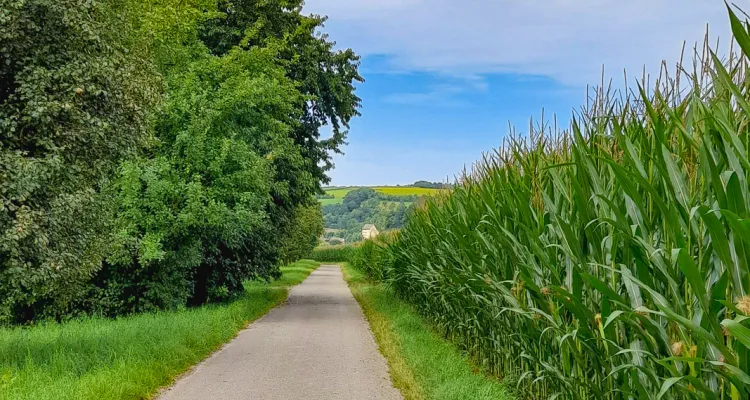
340;262;513;400
0;260;320;400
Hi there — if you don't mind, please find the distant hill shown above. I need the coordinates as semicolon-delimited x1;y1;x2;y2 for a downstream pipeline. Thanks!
317;185;444;205
317;185;446;244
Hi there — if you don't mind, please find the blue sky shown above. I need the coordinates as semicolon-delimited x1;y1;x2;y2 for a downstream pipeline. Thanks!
304;0;730;186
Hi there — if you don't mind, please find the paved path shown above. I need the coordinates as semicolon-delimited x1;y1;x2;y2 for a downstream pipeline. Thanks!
159;265;402;400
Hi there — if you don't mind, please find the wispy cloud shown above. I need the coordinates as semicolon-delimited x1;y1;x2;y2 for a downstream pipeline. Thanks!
384;84;467;106
305;0;730;87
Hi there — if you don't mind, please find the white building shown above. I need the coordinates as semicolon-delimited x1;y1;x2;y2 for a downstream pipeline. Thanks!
361;224;379;240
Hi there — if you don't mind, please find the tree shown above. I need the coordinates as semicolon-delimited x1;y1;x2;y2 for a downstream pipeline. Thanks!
412;180;446;189
0;0;157;323
343;188;377;211
91;43;301;312
88;0;362;313
199;0;364;196
0;0;361;322
279;204;324;264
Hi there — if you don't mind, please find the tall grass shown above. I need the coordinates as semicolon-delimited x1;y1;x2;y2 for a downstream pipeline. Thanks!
352;235;398;281
311;245;356;262
374;8;750;400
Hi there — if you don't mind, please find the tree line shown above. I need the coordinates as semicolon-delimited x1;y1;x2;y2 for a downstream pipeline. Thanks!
0;0;360;324
411;180;450;189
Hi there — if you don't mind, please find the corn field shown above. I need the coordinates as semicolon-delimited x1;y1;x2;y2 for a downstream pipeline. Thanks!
376;7;750;399
310;245;356;262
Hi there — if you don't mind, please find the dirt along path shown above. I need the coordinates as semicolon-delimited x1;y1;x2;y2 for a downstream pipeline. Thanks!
158;264;402;400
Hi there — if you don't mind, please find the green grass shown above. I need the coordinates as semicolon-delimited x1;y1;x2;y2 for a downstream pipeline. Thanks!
0;260;320;400
320;188;352;205
339;262;513;400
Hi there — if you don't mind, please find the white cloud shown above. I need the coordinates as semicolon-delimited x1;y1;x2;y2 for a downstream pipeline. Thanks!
305;0;732;86
385;83;476;106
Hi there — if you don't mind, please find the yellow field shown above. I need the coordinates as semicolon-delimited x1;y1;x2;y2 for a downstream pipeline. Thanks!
318;186;442;205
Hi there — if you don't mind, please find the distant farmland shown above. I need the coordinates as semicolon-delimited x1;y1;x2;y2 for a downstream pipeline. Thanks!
318;186;443;205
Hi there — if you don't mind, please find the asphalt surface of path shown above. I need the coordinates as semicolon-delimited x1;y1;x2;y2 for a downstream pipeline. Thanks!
159;264;402;400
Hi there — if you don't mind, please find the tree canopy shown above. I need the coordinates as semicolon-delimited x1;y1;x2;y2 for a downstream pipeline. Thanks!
0;0;359;324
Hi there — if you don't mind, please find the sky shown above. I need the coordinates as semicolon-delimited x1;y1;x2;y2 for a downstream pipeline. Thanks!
303;0;732;186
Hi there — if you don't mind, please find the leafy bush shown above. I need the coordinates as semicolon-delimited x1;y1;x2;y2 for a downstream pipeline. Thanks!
278;205;326;265
328;238;345;246
87;0;355;314
92;44;298;312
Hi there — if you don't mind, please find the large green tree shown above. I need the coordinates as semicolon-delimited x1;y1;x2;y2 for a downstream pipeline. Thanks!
199;0;364;198
89;0;362;312
0;0;361;321
0;0;157;323
90;43;301;313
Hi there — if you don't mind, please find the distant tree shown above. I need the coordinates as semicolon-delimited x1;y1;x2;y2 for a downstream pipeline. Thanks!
279;204;325;264
413;180;446;189
343;188;377;211
378;193;418;202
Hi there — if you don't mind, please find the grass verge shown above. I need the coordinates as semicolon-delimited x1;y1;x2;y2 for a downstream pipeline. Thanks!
0;259;320;400
340;262;513;400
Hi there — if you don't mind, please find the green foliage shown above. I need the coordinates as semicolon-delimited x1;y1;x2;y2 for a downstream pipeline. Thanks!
279;205;325;264
323;189;413;243
199;0;363;192
343;188;378;211
90;0;357;312
411;181;448;189
310;245;355;263
352;239;395;282
364;10;750;399
0;0;158;323
328;238;345;246
0;0;361;323
94;43;298;311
